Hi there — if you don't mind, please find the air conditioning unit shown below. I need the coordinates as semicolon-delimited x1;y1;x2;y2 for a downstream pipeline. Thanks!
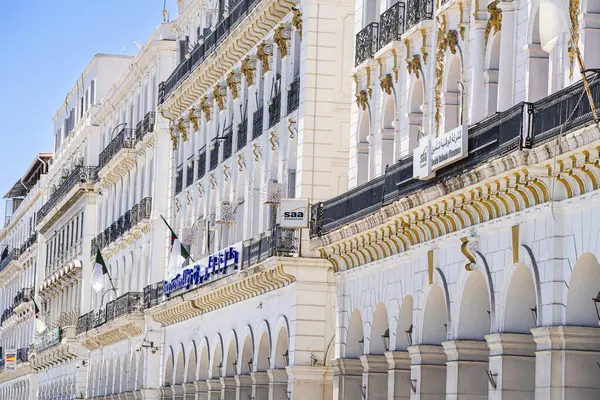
261;182;285;204
215;201;236;224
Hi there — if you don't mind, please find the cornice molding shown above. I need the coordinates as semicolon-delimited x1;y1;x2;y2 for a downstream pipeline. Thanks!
79;314;144;350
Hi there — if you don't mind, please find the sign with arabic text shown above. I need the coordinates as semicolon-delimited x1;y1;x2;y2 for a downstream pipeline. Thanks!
413;125;468;180
163;244;242;297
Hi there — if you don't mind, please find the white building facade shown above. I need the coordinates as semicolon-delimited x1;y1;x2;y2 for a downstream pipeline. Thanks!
309;0;600;399
141;0;355;398
0;154;52;400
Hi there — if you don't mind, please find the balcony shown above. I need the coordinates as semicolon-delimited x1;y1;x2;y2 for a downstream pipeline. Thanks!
76;291;143;336
253;107;264;139
187;157;195;187
34;327;62;353
159;0;262;104
378;2;406;50
405;0;433;29
98;128;135;172
175;166;183;194
223;127;233;161
142;111;156;138
287;77;300;115
143;281;164;309
209;144;219;171
91;197;152;255
237;119;248;151
268;94;281;129
0;248;19;274
13;287;34;311
242;227;300;268
355;22;379;66
37;166;97;222
198;150;207;179
18;232;37;256
310;102;529;237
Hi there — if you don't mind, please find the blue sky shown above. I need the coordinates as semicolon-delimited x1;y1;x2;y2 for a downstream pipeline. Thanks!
0;0;177;223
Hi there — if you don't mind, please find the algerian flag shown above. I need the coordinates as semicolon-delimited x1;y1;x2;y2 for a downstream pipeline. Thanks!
92;249;109;293
539;0;570;53
167;231;190;277
33;299;47;334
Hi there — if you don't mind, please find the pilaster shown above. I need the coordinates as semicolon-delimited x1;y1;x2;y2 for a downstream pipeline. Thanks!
182;382;196;400
171;384;184;400
332;358;363;400
286;365;333;400
251;371;270;400
235;374;253;400
442;340;489;400
194;380;208;400
360;354;388;400
385;351;411;400
268;368;289;400
407;345;446;400
206;378;222;400
220;376;237;400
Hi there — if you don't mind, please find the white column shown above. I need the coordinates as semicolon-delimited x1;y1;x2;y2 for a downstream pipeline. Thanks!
497;1;519;111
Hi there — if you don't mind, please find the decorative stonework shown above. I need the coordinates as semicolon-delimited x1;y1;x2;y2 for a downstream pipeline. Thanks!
406;54;422;79
177;118;188;142
188;107;199;132
568;0;580;79
80;317;144;350
151;264;296;326
484;0;502;46
274;26;291;57
241;57;257;86
213;86;226;111
257;42;274;75
380;73;393;95
200;96;211;121
355;90;369;111
292;7;303;39
226;71;240;100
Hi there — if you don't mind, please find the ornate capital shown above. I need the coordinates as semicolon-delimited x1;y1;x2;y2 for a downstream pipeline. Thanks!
380;73;393;95
274;26;292;57
241;57;257;86
406;54;422;79
170;125;178;150
188;107;199;132
177;118;188;142
213;85;226;111
257;42;274;75
200;96;212;121
226;71;241;100
355;89;369;111
292;7;303;39
484;0;502;45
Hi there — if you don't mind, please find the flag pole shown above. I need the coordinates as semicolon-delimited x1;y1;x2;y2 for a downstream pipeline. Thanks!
569;26;599;122
160;214;195;262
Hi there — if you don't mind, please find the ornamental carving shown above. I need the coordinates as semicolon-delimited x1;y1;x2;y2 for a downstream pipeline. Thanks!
200;96;211;121
292;7;303;39
237;153;246;171
270;131;279;150
274;26;291;57
170;126;178;150
355;89;369;111
420;29;428;64
380;73;393;95
226;71;240;100
188;108;199;132
406;54;422;79
209;173;216;189
252;143;262;161
391;48;400;82
568;0;580;79
257;43;273;75
223;164;231;181
447;30;459;55
213;86;226;111
177;118;188;142
434;15;448;136
241;57;256;86
484;0;502;46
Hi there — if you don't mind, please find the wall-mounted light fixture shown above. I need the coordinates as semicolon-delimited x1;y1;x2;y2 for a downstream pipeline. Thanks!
381;329;390;352
405;324;413;346
486;370;498;389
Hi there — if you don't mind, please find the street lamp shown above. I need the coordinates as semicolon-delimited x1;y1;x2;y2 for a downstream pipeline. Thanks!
592;292;600;324
381;329;390;352
358;337;364;353
405;324;413;346
282;350;289;366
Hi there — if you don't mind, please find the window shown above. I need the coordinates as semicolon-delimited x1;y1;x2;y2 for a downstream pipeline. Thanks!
90;80;95;105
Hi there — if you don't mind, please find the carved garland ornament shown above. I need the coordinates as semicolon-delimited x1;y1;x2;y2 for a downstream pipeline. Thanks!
484;0;502;46
257;43;274;75
226;71;240;100
406;54;422;79
188;107;199;132
356;89;369;110
568;0;580;79
170;125;178;150
380;73;393;95
177;118;188;142
200;96;211;121
241;57;256;86
292;7;303;39
274;26;291;57
213;86;226;111
434;13;460;135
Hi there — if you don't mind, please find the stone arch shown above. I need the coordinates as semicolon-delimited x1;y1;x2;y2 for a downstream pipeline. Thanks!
186;341;198;382
256;325;272;371
380;95;396;169
456;270;491;339
503;264;538;332
566;252;600;326
525;9;550;102
420;285;448;344
240;325;255;374
443;55;462;132
408;77;424;153
356;112;370;185
121;353;130;393
210;333;224;378
223;330;239;377
395;295;414;350
174;344;186;384
273;317;290;368
368;302;389;354
484;33;501;115
198;337;211;380
345;309;364;358
114;357;122;394
164;347;174;386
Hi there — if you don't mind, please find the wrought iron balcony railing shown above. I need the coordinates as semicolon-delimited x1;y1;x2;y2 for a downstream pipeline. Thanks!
198;150;207;179
139;197;152;221
175;166;183;194
378;2;406;49
241;227;300;268
287;77;300;115
19;232;37;255
34;327;61;353
268;94;281;129
0;248;19;274
143;281;164;309
355;22;379;66
142;111;156;137
237;119;248;151
13;287;34;308
76;292;142;335
253;107;264;139
210;144;220;171
187;157;195;187
310;102;529;237
223;126;233;161
405;0;433;30
158;0;262;104
135;121;143;143
98;128;135;172
38;166;97;222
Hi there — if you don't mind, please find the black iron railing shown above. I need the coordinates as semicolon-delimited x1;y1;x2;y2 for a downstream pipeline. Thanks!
237;119;248;151
310;102;529;237
13;287;33;308
98;128;135;172
198;150;207;179
253;107;264;139
38;166;97;222
135;121;143;143
287;77;300;114
269;94;281;128
142;111;156;136
19;232;37;255
0;248;18;274
242;227;300;268
210;144;220;171
379;2;406;49
143;282;164;309
223;126;234;160
355;22;379;66
175;166;183;194
405;0;434;30
139;197;152;220
187;157;195;187
77;292;142;335
159;0;262;104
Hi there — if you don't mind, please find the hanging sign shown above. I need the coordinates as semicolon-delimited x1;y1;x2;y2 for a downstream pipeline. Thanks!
413;125;468;180
5;349;16;372
279;199;309;228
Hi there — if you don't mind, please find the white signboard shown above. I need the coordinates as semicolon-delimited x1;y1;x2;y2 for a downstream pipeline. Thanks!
5;349;16;372
413;125;468;180
279;199;310;228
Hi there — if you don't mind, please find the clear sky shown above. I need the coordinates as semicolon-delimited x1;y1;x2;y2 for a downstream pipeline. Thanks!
0;0;178;223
